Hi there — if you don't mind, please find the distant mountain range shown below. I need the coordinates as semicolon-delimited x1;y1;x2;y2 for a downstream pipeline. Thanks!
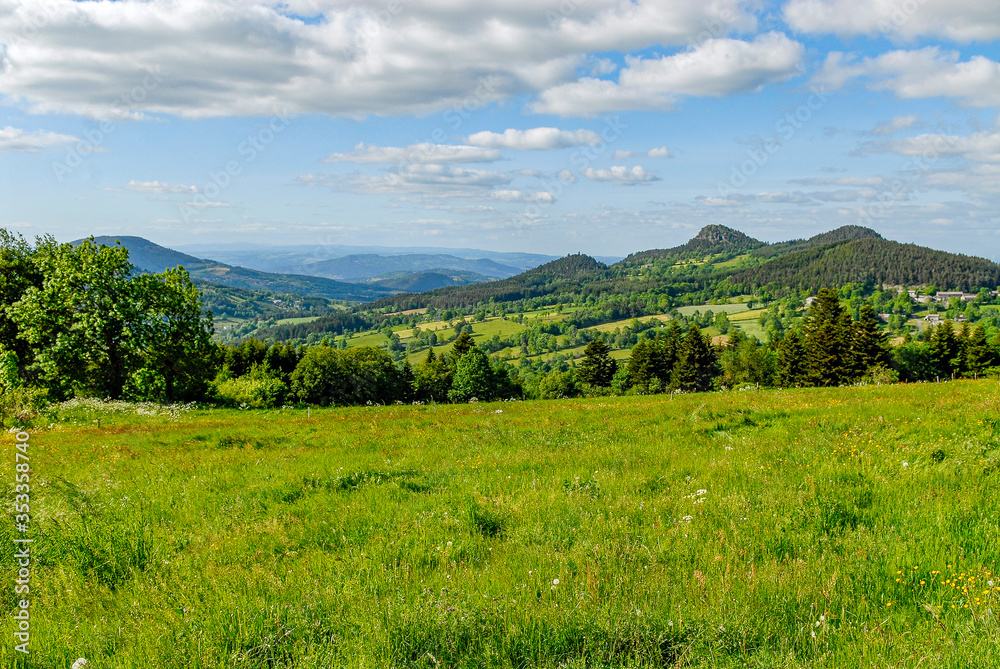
80;236;396;302
76;226;1000;327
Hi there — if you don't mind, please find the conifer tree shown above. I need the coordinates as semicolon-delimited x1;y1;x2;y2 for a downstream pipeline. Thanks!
673;325;717;392
802;288;851;386
776;330;806;387
849;304;891;378
962;324;995;375
929;321;961;379
577;337;617;387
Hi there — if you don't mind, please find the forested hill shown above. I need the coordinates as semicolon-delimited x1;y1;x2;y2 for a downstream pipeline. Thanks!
731;238;1000;292
620;225;765;265
749;225;883;260
369;253;609;310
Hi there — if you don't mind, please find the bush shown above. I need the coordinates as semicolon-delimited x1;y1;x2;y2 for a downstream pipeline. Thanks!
212;364;286;408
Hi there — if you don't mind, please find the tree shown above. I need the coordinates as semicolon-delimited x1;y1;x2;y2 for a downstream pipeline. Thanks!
449;347;498;402
131;267;216;402
673;325;718;392
848;304;891;379
290;345;348;405
929;321;962;379
964;324;997;375
775;330;806;387
10;238;142;399
802;288;851;386
450;331;476;364
577;338;617;387
413;349;452;402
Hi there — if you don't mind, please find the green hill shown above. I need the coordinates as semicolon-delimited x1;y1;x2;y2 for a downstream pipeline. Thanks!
733;237;1000;291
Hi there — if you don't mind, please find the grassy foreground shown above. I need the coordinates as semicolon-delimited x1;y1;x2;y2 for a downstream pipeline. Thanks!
3;382;1000;668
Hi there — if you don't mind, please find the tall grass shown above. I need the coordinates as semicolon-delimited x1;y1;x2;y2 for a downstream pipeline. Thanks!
2;381;1000;667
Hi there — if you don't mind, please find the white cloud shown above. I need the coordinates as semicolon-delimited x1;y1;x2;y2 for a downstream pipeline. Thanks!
303;164;514;198
321;142;502;164
0;0;756;119
0;126;78;151
871;129;1000;164
870;114;919;136
612;146;669;159
125;180;198;194
532;33;805;116
491;190;556;203
182;201;233;208
783;0;1000;42
815;49;1000;107
582;166;659;184
465;127;601;150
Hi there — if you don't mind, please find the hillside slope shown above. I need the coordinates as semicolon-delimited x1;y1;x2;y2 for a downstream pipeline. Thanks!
733;238;1000;291
81;235;395;302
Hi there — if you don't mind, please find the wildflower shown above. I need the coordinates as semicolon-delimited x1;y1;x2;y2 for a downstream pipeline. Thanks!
552;578;559;585
73;661;89;669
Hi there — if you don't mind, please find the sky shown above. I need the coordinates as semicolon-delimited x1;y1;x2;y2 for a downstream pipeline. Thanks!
1;0;999;259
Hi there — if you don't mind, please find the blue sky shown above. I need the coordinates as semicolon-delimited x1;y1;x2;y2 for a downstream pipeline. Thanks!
1;0;998;258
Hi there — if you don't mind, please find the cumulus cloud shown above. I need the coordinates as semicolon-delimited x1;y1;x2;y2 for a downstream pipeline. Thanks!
125;180;198;194
815;49;1000;108
491;190;556;203
532;33;805;116
322;142;502;164
465;127;601;150
868;129;1000;164
783;0;1000;42
612;146;669;159
0;0;756;119
0;126;78;151
582;166;659;184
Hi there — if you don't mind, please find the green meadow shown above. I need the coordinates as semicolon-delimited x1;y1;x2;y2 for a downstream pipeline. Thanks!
3;381;1000;667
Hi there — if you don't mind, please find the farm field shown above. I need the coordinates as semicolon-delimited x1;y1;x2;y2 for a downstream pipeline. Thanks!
3;382;1000;667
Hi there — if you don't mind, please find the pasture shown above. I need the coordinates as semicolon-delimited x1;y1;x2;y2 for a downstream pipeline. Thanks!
3;381;1000;667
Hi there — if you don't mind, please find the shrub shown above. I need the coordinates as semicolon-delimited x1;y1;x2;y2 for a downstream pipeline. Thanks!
213;364;286;408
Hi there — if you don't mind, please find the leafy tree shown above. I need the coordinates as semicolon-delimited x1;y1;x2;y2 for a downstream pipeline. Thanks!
10;238;141;399
413;349;452;402
132;268;216;402
449;347;498;402
577;338;617;387
538;369;577;399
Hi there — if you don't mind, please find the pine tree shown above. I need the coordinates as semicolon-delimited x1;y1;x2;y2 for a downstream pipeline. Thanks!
450;331;476;364
776;330;806;387
929;321;961;379
962;324;996;375
802;288;851;386
849;304;891;378
577;338;617;387
673;325;718;392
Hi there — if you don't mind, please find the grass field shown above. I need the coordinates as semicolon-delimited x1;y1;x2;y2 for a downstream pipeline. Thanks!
7;382;1000;667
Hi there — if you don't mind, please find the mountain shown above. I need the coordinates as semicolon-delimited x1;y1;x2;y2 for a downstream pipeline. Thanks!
369;269;494;292
304;254;521;281
173;242;566;273
620;225;766;265
80;236;395;302
749;225;883;260
732;238;1000;292
370;253;610;310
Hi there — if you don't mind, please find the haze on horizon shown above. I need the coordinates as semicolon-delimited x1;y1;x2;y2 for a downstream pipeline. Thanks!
1;0;998;259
